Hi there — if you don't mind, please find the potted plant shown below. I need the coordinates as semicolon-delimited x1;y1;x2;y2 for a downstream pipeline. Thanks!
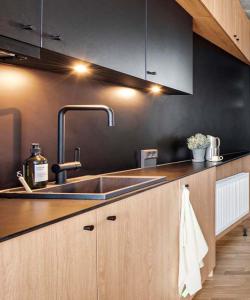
187;133;210;162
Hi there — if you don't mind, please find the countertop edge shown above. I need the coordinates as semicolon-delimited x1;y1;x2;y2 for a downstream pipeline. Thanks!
1;151;249;243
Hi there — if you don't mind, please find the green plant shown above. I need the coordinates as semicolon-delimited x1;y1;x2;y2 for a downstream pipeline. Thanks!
187;133;209;150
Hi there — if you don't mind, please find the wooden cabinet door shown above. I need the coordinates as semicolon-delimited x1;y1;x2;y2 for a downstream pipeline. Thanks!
201;0;237;41
242;155;250;173
216;158;244;180
0;0;42;46
201;0;249;58
239;9;250;60
97;181;181;300
146;0;193;94
200;1;232;45
42;0;145;79
180;168;216;282
0;211;97;300
233;0;245;50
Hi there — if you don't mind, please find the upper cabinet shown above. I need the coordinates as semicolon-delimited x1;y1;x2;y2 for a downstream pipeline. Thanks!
177;0;250;64
0;0;193;93
146;0;193;94
201;0;250;58
42;0;146;79
201;0;236;39
0;0;42;47
42;0;193;93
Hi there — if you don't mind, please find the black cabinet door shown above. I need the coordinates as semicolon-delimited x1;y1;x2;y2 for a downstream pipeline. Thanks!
0;0;42;47
43;0;145;79
146;0;193;94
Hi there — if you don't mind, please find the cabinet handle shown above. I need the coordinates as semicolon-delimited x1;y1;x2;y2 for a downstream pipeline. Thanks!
21;24;34;31
185;184;189;188
236;38;240;41
233;34;237;38
147;71;157;75
83;225;95;231
50;34;62;41
107;216;117;221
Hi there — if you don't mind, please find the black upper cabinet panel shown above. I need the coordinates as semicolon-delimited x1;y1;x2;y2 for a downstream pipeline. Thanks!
42;0;146;79
146;0;193;94
0;0;42;47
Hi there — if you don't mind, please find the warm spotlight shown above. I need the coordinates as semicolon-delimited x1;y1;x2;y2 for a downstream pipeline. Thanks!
150;85;162;94
72;64;89;74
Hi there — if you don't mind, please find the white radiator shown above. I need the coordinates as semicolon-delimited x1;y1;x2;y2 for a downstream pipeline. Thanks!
216;172;249;236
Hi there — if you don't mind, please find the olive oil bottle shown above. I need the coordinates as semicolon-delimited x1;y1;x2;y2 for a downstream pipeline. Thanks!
23;143;48;189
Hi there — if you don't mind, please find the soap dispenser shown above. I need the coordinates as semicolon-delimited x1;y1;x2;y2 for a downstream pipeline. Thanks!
23;143;48;189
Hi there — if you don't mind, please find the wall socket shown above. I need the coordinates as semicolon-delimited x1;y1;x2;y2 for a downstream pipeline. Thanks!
138;149;158;168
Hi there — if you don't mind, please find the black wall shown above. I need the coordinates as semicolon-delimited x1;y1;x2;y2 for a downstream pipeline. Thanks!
0;34;249;188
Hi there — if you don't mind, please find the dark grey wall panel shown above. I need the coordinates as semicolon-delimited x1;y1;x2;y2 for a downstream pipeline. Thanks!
0;35;249;188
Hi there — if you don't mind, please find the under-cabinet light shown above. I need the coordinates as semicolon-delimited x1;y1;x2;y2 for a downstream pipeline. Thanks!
72;63;89;74
150;85;162;94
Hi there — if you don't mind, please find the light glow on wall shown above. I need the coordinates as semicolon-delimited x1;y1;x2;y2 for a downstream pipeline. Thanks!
115;87;137;99
0;67;29;90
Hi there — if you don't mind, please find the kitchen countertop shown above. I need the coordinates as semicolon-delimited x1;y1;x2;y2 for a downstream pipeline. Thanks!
0;151;249;243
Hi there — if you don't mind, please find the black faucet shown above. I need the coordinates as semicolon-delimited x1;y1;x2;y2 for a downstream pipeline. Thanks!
52;105;115;184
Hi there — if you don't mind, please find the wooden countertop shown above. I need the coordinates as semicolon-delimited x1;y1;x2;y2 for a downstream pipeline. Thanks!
0;151;249;243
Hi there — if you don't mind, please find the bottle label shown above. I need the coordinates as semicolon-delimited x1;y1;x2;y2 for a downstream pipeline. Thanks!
34;164;48;183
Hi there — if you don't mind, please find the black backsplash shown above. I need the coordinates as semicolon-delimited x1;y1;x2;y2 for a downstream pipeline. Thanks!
0;34;249;188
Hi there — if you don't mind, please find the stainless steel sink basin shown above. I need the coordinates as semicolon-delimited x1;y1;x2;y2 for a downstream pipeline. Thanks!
0;176;166;200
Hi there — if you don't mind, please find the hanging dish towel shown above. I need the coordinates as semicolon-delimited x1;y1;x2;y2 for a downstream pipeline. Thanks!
178;186;208;298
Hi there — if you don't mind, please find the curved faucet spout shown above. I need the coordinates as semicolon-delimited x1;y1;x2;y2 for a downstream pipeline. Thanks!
55;104;115;184
58;105;115;127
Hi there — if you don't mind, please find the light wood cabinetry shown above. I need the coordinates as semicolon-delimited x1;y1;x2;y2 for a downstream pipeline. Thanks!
97;169;216;300
0;211;97;300
176;0;250;64
180;168;216;282
201;0;237;40
97;181;181;300
242;155;250;173
207;0;250;59
216;157;244;180
0;167;219;300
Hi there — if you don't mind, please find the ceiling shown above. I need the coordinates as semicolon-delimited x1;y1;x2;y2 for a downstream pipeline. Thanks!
240;0;250;18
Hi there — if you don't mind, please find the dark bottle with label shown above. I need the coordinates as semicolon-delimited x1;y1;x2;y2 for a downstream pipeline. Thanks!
23;143;48;189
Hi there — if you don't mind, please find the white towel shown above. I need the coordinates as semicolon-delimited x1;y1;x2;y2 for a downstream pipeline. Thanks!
178;186;208;298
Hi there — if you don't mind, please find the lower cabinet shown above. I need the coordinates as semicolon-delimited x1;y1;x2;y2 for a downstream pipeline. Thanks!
97;181;180;300
216;156;250;180
216;157;244;180
0;210;98;300
180;168;216;282
0;171;216;300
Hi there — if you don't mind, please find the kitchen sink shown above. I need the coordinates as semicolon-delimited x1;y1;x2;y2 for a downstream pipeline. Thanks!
0;176;166;200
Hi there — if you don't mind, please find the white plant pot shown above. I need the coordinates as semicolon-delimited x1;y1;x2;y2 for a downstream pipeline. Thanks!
192;148;206;162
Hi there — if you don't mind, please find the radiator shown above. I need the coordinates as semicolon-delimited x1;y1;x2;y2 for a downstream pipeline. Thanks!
216;172;249;236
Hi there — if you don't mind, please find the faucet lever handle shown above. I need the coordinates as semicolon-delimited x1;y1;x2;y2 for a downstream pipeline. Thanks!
74;147;81;162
